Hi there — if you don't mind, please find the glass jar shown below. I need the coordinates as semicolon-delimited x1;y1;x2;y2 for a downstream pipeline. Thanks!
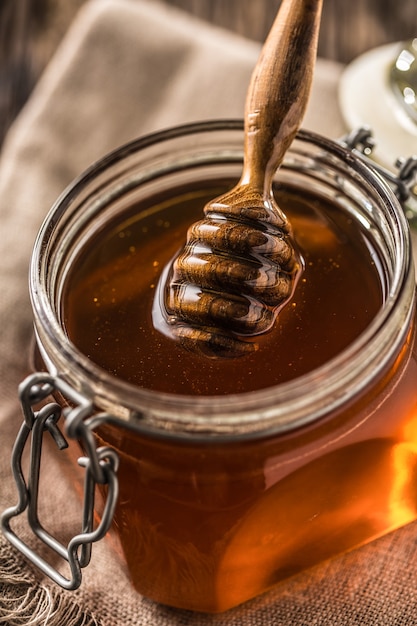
3;120;417;613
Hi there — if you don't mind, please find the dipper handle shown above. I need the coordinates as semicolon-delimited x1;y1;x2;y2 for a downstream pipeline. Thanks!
242;0;323;196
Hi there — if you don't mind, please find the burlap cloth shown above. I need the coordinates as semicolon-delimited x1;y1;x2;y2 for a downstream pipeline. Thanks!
1;0;417;624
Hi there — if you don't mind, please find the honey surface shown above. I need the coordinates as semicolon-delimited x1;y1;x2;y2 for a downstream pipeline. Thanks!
62;181;383;395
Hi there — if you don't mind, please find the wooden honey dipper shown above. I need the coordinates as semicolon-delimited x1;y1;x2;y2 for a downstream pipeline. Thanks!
155;0;323;358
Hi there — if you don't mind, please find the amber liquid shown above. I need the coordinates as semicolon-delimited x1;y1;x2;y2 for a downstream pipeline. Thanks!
61;181;417;612
63;181;384;394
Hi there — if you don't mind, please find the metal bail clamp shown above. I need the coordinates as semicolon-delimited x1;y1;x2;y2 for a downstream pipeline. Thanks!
1;371;119;590
340;126;417;226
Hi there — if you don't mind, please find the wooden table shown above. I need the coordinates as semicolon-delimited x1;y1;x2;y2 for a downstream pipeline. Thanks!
1;0;416;145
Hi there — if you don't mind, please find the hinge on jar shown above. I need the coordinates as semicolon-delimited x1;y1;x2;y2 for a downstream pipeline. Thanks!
340;127;417;226
1;372;119;590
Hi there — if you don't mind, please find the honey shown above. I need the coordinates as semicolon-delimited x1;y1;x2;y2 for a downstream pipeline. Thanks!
7;123;417;614
94;363;417;612
59;177;417;612
62;181;383;395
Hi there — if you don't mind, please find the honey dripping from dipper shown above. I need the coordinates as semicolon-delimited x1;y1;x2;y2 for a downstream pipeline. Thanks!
153;192;303;357
153;0;322;357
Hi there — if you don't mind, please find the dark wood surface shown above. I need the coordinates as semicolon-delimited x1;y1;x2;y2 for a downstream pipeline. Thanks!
164;0;417;64
1;0;416;145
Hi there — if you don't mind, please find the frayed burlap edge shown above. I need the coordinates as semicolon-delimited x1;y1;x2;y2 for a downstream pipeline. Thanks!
0;537;101;626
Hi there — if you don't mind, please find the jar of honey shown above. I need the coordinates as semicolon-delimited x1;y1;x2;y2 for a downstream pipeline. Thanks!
3;120;417;613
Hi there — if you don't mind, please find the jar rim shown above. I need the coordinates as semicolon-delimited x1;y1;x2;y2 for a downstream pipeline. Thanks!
31;120;414;438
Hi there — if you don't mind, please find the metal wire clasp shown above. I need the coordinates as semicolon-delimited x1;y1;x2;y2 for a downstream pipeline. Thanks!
340;127;417;225
1;372;119;590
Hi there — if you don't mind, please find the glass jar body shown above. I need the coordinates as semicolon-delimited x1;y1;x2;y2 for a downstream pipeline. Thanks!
97;350;417;613
29;122;417;612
